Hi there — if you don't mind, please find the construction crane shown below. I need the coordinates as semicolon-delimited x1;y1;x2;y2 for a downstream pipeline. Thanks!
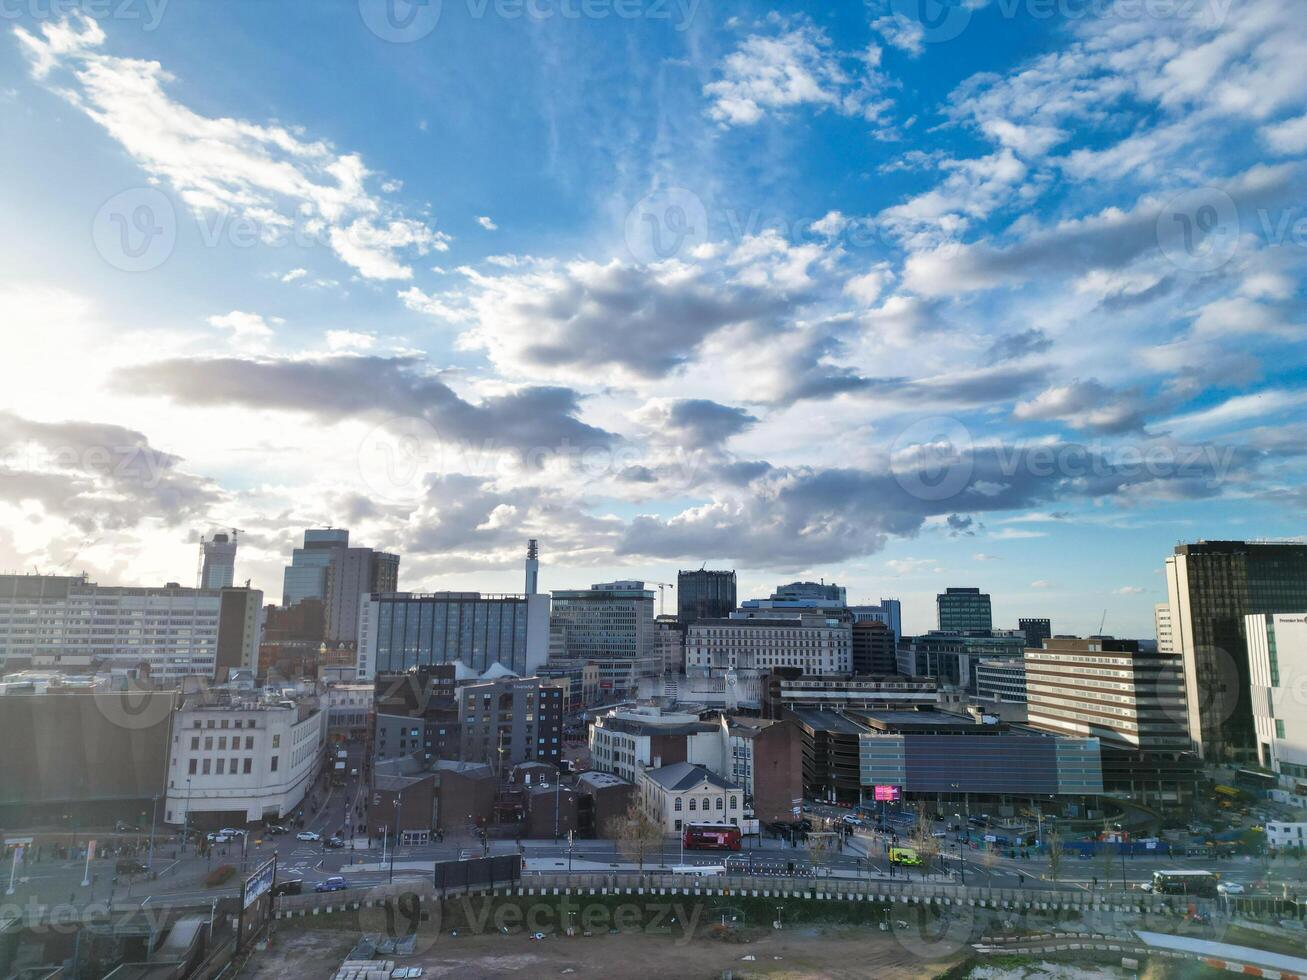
196;527;246;588
650;581;675;617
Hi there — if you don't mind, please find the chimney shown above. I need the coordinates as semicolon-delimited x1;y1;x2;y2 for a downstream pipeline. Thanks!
525;539;539;594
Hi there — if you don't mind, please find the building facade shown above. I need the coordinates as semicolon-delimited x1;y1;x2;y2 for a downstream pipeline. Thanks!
164;691;327;827
357;591;549;679
975;658;1027;703
851;620;896;675
686;612;852;677
850;599;903;645
282;528;350;607
1018;618;1051;650
201;532;237;589
936;588;993;633
636;762;743;834
550;581;656;662
0;574;261;682
1154;604;1176;653
589;704;718;784
458;676;565;770
676;569;737;625
1247;613;1307;786
1165;540;1307;759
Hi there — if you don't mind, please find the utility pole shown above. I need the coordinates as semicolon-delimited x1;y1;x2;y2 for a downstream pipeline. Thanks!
147;795;158;871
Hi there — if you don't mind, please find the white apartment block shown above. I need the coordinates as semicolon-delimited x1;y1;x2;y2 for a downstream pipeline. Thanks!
588;704;717;784
686;613;852;677
164;692;327;826
0;574;261;682
1266;821;1307;851
1154;603;1175;653
1247;613;1307;787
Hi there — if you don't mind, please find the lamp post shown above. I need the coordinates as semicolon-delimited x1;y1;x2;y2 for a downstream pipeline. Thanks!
183;779;193;855
147;795;159;871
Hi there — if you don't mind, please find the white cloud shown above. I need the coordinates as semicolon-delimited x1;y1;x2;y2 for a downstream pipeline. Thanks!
207;310;280;347
704;24;890;127
325;330;376;351
477;215;498;231
280;268;308;283
17;15;447;280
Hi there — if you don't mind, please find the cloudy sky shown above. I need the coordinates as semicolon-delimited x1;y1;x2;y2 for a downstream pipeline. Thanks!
1;0;1305;637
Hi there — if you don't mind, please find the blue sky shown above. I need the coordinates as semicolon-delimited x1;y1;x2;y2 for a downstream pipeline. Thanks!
1;0;1305;637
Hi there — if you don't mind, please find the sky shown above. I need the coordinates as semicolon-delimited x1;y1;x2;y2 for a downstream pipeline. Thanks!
0;0;1305;638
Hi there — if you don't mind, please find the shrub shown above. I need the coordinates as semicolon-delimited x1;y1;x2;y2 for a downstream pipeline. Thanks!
206;864;237;887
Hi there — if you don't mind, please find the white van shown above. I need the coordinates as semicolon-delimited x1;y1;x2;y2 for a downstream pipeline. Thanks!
670;865;725;876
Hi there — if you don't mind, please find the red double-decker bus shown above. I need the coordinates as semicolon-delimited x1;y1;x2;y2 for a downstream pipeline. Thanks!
682;822;742;851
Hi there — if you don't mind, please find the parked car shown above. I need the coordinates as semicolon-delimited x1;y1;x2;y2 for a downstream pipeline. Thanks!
1218;881;1246;895
271;878;303;897
266;825;287;836
296;831;321;842
220;828;247;837
315;876;349;893
324;836;345;849
207;832;231;844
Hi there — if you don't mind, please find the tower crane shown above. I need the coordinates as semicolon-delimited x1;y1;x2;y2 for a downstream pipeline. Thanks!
650;581;675;617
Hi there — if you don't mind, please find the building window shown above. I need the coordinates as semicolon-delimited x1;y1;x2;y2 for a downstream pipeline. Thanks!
271;756;279;772
202;759;211;775
188;759;197;775
689;799;696;811
272;734;281;748
243;758;252;774
716;797;724;810
674;797;682;811
216;759;225;775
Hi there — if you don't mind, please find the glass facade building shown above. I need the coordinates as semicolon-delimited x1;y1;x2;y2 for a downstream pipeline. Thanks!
936;587;993;633
677;569;737;625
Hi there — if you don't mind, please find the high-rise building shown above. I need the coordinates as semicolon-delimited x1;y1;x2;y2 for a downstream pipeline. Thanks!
1154;603;1175;653
655;614;684;673
851;620;897;675
458;675;566;769
1246;613;1307;786
677;569;737;625
850;599;903;645
937;587;993;633
1165;540;1307;760
281;529;399;645
0;574;260;682
282;528;350;607
1018;617;1051;649
201;531;237;589
686;610;852;677
550;581;656;661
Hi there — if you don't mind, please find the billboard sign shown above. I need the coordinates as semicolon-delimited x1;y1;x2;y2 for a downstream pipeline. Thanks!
873;785;901;802
243;856;276;908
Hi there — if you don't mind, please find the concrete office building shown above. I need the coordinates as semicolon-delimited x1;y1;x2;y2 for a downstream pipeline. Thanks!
1165;540;1307;760
200;531;238;589
0;574;261;682
1024;637;1197;803
677;569;737;625
655;615;684;674
686;611;852;677
325;547;399;646
550;581;656;661
589;704;717;784
852;620;896;675
762;672;938;717
937;587;993;633
164;689;327;828
458;675;565;770
774;581;846;603
897;630;1026;692
1247;613;1307;787
1019;618;1051;650
975;659;1027;703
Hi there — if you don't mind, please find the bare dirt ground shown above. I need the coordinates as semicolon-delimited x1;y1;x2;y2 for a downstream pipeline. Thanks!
241;922;962;979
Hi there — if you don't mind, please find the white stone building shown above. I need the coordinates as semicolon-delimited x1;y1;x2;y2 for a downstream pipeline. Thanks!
1247;613;1307;788
686;611;852;678
636;761;742;834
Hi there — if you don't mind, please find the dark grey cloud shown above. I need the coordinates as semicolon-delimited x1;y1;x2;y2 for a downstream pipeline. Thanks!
664;399;758;448
0;411;217;531
112;355;615;456
1013;378;1156;434
985;328;1052;364
617;439;1245;566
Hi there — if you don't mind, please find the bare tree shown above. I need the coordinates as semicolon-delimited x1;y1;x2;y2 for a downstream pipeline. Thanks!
1098;820;1116;892
911;809;941;878
607;801;664;872
807;831;838;877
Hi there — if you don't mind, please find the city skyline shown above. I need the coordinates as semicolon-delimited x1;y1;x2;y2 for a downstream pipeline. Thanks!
4;3;1307;641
